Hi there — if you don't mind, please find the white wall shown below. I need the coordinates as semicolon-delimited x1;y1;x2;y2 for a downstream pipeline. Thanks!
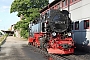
63;0;90;45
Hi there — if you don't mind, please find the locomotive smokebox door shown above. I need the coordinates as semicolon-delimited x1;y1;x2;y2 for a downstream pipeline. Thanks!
48;9;71;33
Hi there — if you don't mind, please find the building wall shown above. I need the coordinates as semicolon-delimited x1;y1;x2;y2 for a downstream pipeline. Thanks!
11;25;15;31
14;30;21;38
62;0;90;45
69;0;90;21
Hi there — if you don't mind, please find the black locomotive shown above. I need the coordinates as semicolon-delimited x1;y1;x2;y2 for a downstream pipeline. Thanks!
28;9;74;54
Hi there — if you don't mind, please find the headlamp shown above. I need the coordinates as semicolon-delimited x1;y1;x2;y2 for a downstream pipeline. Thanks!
52;32;56;36
67;33;71;36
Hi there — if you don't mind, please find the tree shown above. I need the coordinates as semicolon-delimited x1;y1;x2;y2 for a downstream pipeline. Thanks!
10;0;49;38
10;0;49;17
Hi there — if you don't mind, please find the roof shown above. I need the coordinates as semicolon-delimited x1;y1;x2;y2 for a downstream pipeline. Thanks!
40;0;62;13
1;30;14;33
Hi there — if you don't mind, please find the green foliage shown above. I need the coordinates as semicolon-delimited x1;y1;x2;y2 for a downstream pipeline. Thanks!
0;32;3;35
10;0;49;17
0;34;7;43
20;29;28;38
14;20;29;30
5;34;8;37
14;34;16;37
10;0;49;38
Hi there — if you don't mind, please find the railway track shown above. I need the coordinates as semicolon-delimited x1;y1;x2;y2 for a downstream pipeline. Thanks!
28;45;90;60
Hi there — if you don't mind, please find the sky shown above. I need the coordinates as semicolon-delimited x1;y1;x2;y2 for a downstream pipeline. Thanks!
49;0;54;3
0;0;20;30
0;0;53;31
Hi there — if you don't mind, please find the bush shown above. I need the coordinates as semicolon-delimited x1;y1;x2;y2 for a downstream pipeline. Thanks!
14;34;16;37
0;34;7;42
20;29;29;38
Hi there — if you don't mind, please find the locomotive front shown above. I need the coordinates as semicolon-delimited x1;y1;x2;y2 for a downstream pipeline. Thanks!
45;10;72;37
45;9;74;54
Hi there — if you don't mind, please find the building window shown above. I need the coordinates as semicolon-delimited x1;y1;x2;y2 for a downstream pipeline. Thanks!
75;21;79;30
54;5;58;9
72;0;77;2
84;20;89;29
58;3;60;9
62;0;80;8
63;0;67;7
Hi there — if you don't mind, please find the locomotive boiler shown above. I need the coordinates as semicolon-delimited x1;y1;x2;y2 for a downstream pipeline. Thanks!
28;9;74;54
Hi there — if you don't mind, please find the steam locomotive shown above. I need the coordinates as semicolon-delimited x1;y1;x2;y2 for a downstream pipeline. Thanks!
28;9;74;54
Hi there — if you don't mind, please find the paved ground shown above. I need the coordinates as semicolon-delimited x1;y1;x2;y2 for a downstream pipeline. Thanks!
0;36;48;60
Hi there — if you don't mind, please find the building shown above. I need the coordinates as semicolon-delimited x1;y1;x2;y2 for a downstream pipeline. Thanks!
62;0;90;51
10;24;21;37
11;24;15;31
43;0;90;52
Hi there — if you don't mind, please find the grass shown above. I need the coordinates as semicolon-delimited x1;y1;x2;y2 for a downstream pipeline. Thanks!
0;36;5;42
0;34;7;43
